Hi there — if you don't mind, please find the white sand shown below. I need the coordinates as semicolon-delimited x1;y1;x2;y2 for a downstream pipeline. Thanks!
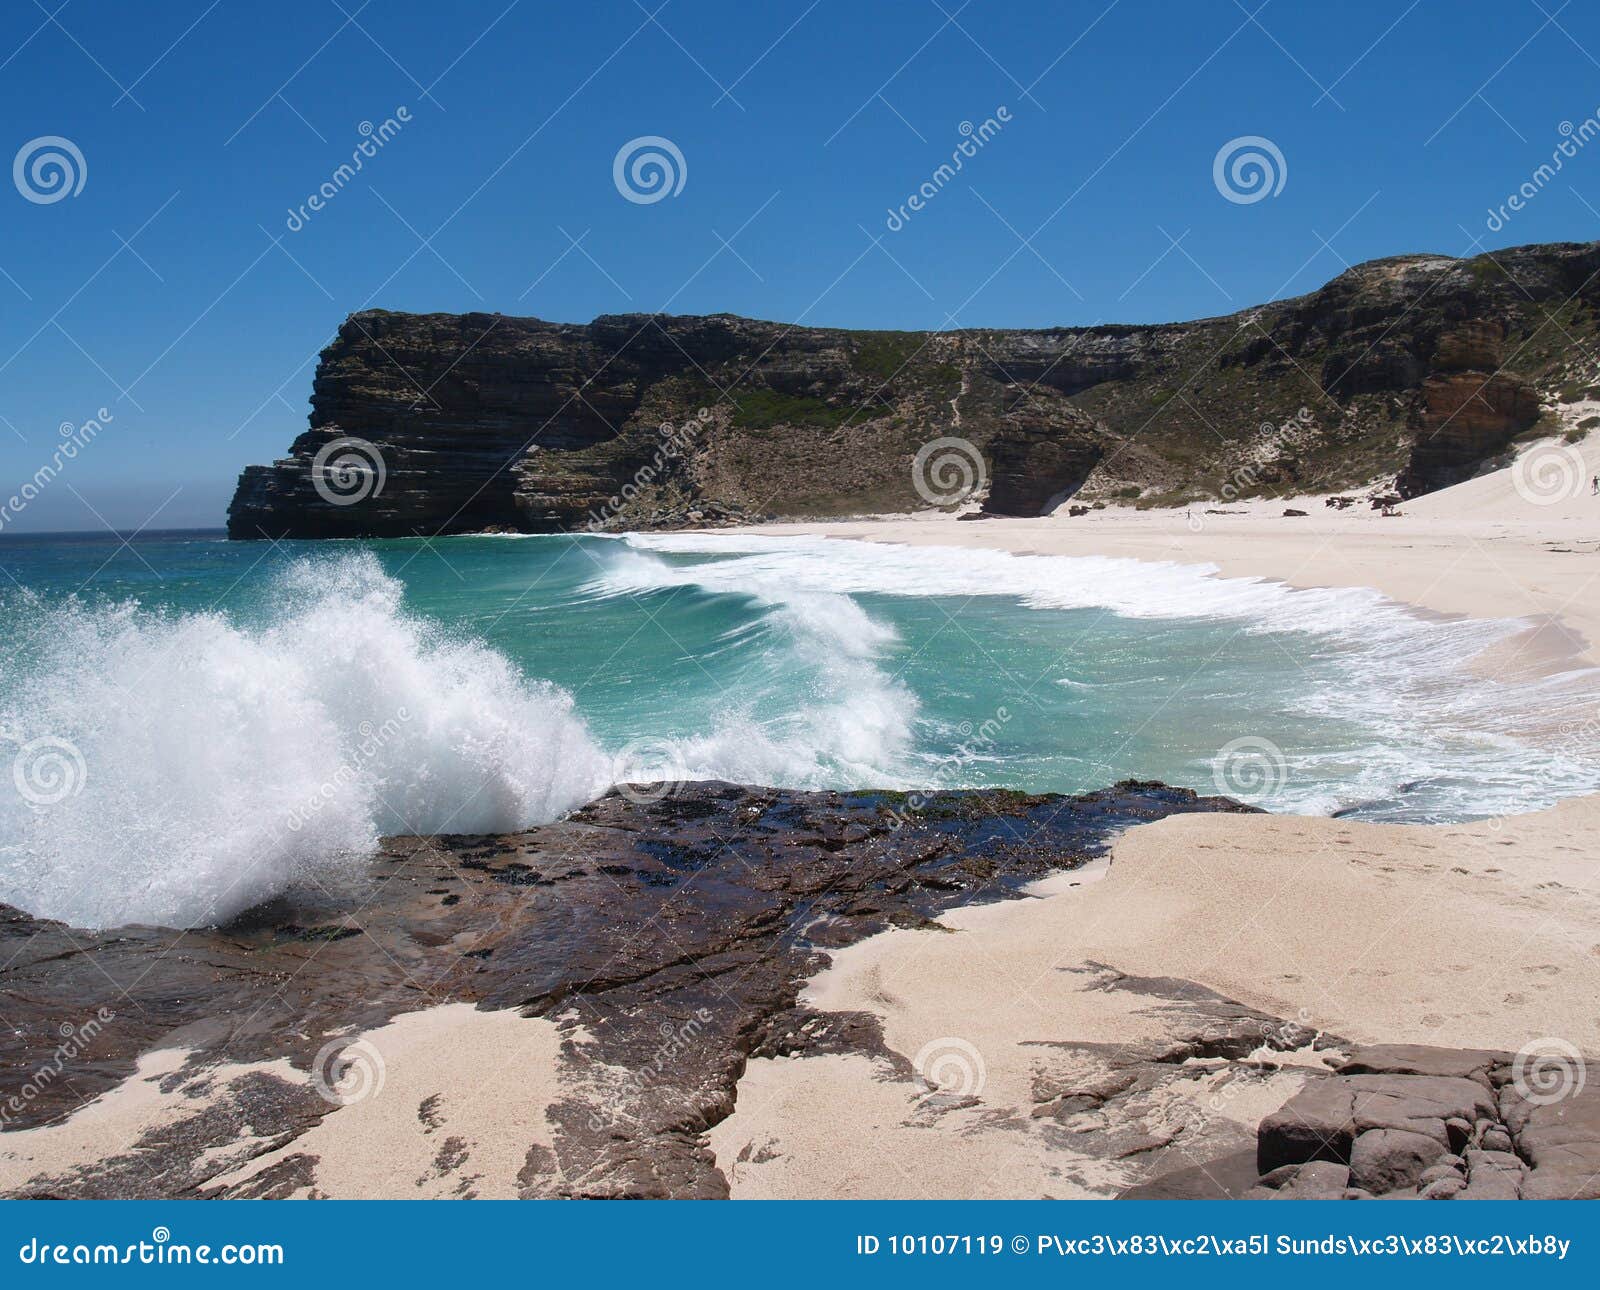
213;1003;569;1199
8;436;1599;1200
0;1003;571;1199
710;435;1600;1198
712;800;1600;1198
738;430;1600;674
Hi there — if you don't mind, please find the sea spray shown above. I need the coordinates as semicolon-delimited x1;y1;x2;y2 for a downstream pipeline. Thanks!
620;533;1600;819
582;546;920;787
0;553;611;929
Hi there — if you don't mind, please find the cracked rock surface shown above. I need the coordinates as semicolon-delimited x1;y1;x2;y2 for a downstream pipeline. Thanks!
0;780;1249;1199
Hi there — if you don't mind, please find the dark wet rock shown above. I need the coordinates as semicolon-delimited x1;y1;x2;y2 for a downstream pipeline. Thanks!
0;779;1251;1199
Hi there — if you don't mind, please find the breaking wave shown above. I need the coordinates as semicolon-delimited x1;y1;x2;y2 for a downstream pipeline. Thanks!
0;554;611;928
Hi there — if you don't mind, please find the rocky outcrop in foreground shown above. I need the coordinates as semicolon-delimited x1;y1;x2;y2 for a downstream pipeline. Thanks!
0;781;1251;1199
228;240;1600;538
6;782;1593;1200
1127;1044;1600;1200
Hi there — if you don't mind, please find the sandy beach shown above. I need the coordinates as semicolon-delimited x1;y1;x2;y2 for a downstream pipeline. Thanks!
709;436;1600;1198
3;438;1596;1201
741;431;1600;673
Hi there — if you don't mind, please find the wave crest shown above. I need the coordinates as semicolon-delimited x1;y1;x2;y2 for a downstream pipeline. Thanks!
0;553;610;929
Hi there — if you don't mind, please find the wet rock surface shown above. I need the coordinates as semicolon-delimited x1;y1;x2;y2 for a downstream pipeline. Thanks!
0;780;1252;1199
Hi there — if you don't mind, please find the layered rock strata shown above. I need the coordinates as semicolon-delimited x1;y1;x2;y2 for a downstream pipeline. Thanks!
227;241;1599;537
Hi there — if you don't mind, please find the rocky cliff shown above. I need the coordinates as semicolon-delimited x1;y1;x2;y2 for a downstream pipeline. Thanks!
227;240;1600;538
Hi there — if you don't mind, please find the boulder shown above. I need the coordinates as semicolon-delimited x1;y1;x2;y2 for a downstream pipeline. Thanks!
1335;1044;1509;1090
1479;1127;1512;1153
1273;1161;1352;1199
1258;1081;1356;1173
1458;1147;1524;1200
1511;1085;1600;1200
1343;1073;1495;1147
1419;1161;1463;1186
1349;1128;1446;1193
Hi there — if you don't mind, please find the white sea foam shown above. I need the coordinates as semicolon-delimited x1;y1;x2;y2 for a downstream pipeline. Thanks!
0;554;611;929
620;532;1462;634
587;547;918;788
619;533;1600;821
4;533;1595;929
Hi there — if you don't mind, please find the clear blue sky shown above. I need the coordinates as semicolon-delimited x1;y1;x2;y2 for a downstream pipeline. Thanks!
1;0;1597;530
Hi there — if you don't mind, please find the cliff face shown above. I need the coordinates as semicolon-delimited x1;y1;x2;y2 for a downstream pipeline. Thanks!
227;240;1600;538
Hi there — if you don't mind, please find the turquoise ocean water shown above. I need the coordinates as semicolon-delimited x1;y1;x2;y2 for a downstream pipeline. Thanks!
1;528;1595;928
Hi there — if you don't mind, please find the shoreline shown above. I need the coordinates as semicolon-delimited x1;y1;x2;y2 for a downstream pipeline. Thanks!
711;796;1600;1199
4;443;1598;1199
721;448;1600;773
728;454;1600;674
706;444;1600;1197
